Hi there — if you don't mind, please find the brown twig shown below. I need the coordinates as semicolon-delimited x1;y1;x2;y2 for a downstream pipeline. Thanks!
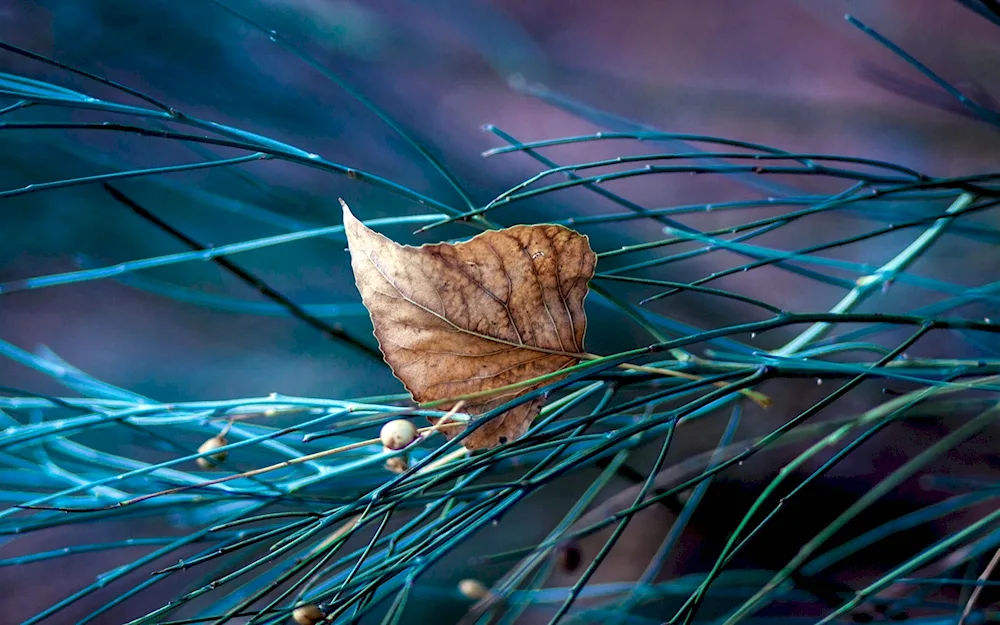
958;545;1000;625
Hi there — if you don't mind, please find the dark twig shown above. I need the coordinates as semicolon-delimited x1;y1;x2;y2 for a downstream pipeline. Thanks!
101;183;382;361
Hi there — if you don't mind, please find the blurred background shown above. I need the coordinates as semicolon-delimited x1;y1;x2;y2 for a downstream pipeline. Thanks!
1;0;999;623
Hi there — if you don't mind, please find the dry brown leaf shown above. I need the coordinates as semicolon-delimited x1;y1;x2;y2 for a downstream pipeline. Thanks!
342;200;597;450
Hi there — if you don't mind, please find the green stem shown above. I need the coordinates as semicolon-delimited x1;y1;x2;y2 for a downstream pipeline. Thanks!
817;504;1000;624
724;399;1000;623
774;192;974;355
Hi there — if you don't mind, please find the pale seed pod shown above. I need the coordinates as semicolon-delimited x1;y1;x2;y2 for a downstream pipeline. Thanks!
196;435;228;469
384;449;409;474
292;603;325;625
458;578;490;600
379;419;418;450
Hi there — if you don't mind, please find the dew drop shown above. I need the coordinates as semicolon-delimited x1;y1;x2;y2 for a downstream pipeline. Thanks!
306;153;320;160
986;318;992;324
750;332;756;339
816;378;823;386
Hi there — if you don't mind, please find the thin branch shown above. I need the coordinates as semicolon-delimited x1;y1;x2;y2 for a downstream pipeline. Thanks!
102;183;382;360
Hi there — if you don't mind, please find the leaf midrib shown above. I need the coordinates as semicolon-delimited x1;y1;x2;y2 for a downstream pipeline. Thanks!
364;249;585;361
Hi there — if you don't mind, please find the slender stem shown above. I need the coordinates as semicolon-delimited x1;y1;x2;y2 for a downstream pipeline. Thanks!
723;400;1000;624
20;422;466;512
774;192;974;355
104;184;381;360
958;546;1000;625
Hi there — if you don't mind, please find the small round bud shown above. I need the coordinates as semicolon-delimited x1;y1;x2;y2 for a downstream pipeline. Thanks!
292;603;325;625
458;578;489;600
196;435;228;470
380;419;417;450
384;450;409;474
